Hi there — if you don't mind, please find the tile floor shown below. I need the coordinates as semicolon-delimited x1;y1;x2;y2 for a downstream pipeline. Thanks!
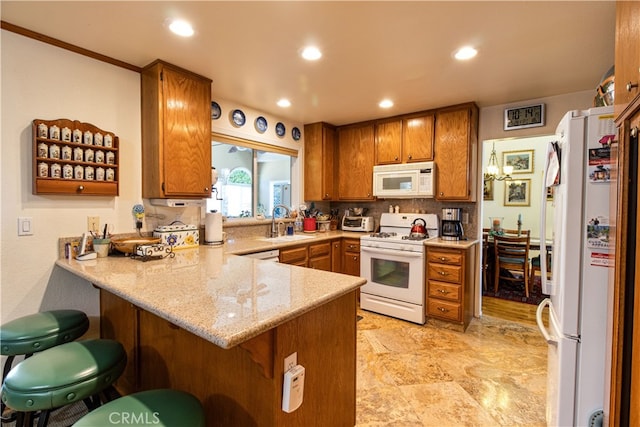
355;309;547;426
7;309;548;427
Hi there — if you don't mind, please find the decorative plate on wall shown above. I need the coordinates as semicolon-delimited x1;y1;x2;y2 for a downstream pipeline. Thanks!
211;102;221;120
275;122;286;137
231;109;246;127
292;127;301;141
255;116;268;133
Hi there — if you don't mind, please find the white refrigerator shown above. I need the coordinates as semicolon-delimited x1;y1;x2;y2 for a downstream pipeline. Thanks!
536;106;616;426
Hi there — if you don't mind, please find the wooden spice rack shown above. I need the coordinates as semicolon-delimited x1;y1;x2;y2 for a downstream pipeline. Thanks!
32;119;119;196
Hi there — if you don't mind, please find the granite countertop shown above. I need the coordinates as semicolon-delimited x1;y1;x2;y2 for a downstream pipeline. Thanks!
55;231;475;350
223;230;364;255
424;237;479;249
56;245;365;349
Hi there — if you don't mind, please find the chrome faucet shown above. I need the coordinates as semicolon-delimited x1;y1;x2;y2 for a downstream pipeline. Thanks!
271;204;291;237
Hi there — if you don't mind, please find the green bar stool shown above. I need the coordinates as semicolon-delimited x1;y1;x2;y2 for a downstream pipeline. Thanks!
72;389;205;427
1;310;90;422
1;339;127;427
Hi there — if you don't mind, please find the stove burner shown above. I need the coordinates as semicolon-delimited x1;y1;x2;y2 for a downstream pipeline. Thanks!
368;232;397;238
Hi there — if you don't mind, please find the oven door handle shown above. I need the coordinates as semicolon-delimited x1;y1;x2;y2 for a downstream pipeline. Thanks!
361;246;424;258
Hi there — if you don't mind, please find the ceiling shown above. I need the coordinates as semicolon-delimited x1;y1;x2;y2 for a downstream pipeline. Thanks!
1;1;616;126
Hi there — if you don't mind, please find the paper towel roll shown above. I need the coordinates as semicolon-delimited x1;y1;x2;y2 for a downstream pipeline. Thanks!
205;212;223;244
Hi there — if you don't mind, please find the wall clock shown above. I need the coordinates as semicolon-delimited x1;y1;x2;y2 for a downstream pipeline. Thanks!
504;103;545;130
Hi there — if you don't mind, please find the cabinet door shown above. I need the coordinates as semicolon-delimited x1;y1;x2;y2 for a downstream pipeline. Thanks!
341;238;361;276
331;240;342;273
100;290;138;395
615;1;640;117
279;245;308;265
142;61;212;199
337;124;375;200
309;254;332;271
403;112;434;162
162;66;212;197
304;123;336;201
434;105;478;201
375;119;402;165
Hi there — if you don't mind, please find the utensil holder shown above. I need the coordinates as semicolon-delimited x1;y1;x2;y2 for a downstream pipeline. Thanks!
303;218;316;232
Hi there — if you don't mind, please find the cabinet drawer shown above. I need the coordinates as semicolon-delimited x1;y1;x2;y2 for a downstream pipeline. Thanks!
427;250;462;265
309;242;331;258
343;239;360;252
427;263;462;284
427;280;461;302
427;298;461;322
279;246;308;264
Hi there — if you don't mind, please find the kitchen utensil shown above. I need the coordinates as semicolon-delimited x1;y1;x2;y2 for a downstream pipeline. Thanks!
409;218;427;238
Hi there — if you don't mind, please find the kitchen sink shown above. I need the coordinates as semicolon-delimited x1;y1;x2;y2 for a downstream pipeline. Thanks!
258;234;318;243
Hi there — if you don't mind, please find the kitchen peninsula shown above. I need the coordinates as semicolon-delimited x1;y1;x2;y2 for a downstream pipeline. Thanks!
56;246;365;426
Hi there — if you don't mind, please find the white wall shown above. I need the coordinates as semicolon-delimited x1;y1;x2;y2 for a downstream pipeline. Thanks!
1;31;142;322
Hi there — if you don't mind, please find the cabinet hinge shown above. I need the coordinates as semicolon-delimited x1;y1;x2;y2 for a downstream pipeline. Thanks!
160;71;163;81
162;182;165;192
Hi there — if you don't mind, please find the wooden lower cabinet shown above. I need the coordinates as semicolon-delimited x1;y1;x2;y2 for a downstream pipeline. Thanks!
279;245;308;266
308;241;332;271
279;239;342;272
99;289;357;426
100;290;139;395
341;238;361;276
425;245;476;329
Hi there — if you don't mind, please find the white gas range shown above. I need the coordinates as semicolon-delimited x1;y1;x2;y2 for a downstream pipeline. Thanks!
360;213;439;324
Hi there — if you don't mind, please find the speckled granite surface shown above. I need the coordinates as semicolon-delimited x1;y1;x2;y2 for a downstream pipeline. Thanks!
55;245;365;349
424;237;479;249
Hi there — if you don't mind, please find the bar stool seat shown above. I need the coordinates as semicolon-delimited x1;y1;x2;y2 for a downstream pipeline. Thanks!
72;389;205;427
1;339;126;426
1;310;89;358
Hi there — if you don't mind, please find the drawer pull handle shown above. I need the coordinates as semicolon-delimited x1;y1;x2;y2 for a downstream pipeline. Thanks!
626;81;639;92
437;307;448;313
439;257;449;261
438;289;449;294
438;271;448;276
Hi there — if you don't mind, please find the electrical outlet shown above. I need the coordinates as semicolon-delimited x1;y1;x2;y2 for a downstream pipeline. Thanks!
87;216;100;234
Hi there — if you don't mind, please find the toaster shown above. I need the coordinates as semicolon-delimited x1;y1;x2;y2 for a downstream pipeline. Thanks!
341;216;374;232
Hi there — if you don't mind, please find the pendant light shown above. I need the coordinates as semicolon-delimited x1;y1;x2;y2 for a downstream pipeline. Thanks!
484;143;513;181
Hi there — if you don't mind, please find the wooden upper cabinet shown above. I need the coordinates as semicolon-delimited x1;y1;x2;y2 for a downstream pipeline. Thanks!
141;60;212;199
403;112;434;162
304;122;336;201
614;0;640;117
434;103;478;202
374;112;435;165
337;123;375;200
375;119;403;164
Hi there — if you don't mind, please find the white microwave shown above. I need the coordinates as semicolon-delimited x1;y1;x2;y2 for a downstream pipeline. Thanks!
372;161;435;198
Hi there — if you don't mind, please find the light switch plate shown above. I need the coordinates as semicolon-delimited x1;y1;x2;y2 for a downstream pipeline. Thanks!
18;217;33;236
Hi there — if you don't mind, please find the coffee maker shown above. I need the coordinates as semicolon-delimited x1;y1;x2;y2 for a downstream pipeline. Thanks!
441;208;464;241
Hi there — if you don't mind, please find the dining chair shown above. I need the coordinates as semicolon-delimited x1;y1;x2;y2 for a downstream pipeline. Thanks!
530;249;552;283
493;232;531;298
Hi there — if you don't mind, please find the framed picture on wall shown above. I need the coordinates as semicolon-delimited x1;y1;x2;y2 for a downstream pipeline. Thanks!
483;180;494;200
505;179;531;206
503;150;534;174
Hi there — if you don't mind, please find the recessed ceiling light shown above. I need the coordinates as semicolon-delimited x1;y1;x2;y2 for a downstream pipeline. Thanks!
169;19;194;37
454;46;477;60
379;99;394;109
301;46;322;61
277;99;291;108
